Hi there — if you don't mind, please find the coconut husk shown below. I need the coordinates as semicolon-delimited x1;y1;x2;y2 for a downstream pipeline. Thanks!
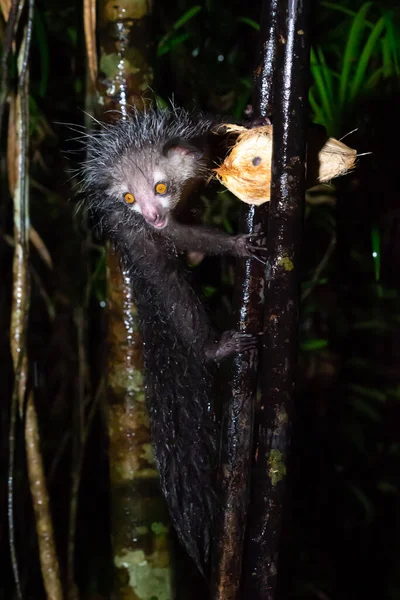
213;124;357;205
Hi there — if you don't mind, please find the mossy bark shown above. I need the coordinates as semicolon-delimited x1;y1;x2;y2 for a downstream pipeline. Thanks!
95;2;174;598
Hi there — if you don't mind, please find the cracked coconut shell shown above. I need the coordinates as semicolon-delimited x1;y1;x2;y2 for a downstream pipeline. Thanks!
213;124;357;205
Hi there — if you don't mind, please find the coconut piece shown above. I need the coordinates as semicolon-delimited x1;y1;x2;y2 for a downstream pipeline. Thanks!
213;123;357;205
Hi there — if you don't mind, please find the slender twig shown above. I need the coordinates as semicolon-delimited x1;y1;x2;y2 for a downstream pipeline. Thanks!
0;0;19;140
83;0;97;89
17;0;34;248
67;307;91;600
25;393;63;600
8;2;62;598
8;1;33;596
8;376;24;599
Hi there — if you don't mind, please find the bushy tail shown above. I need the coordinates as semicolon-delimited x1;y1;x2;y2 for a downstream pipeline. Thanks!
146;342;218;574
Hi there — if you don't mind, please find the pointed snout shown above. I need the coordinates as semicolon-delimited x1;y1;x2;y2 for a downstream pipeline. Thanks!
141;205;168;229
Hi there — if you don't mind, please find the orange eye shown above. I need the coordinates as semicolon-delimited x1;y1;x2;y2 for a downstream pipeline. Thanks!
155;182;167;195
124;192;135;204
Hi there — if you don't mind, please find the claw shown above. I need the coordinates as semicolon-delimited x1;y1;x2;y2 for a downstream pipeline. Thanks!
207;330;260;361
246;246;268;265
238;333;260;353
235;233;268;264
249;254;267;266
247;245;269;253
237;340;258;351
242;232;267;240
229;331;258;353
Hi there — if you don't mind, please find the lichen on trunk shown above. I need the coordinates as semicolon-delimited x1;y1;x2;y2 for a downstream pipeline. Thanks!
106;254;172;599
93;1;174;598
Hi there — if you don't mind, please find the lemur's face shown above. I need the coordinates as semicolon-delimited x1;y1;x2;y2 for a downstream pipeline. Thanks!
81;107;214;231
109;141;207;229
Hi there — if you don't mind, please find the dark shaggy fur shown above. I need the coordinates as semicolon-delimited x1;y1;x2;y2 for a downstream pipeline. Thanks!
78;105;263;574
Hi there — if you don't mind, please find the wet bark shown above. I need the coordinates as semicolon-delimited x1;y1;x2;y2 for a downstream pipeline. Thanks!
242;1;311;599
94;1;173;598
6;1;63;598
210;3;279;599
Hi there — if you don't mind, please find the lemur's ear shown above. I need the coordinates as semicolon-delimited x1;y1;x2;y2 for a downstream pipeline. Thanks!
162;137;205;160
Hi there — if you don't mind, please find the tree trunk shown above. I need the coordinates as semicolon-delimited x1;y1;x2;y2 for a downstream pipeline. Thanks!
94;1;174;598
243;1;311;598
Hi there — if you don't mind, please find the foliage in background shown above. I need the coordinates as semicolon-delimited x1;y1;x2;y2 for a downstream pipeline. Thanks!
310;2;400;136
1;0;400;598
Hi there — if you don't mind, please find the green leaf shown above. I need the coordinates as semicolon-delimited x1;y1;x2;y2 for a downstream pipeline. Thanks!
347;384;386;403
317;46;334;108
349;397;382;422
302;277;329;290
238;16;260;31
202;285;217;298
67;27;77;46
154;95;168;109
320;2;358;19
377;481;398;494
173;5;202;30
157;6;201;54
308;87;325;127
352;320;391;332
383;14;400;75
365;66;385;91
157;33;191;57
349;16;386;102
151;522;169;535
310;47;334;128
300;339;328;351
239;77;253;90
339;2;373;108
381;35;392;77
321;1;374;28
222;216;234;234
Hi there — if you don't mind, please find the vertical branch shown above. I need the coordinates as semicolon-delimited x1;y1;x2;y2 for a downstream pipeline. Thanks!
9;2;31;415
25;393;63;600
243;1;311;599
7;1;63;598
210;2;279;599
67;307;88;600
253;0;279;116
0;0;19;139
7;2;32;597
92;1;173;598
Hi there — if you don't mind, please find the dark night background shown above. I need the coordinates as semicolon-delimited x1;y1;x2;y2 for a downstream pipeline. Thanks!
1;0;400;598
